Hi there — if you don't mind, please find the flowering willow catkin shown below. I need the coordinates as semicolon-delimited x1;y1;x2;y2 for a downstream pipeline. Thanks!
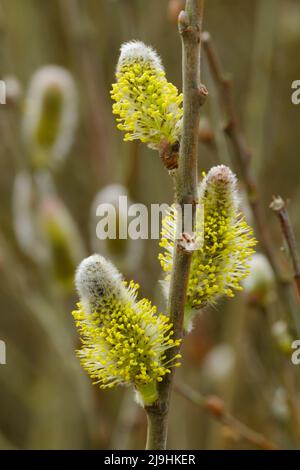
23;65;78;168
90;184;143;273
40;196;86;291
73;255;181;405
202;344;236;386
243;253;275;306
13;169;85;287
159;165;256;329
111;41;183;150
12;171;47;262
272;321;293;355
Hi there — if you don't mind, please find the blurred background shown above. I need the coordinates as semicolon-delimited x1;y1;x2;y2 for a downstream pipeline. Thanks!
0;0;300;450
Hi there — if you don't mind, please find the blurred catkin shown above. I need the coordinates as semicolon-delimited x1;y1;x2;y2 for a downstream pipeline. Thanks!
90;184;143;274
243;253;275;306
22;65;78;169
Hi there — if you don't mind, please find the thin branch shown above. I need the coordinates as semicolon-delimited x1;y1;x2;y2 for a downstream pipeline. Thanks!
201;31;300;332
270;196;300;301
175;382;279;450
59;0;111;184
201;32;272;265
145;0;205;450
244;0;279;177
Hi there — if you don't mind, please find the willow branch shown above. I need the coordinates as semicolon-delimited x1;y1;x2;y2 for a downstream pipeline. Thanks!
201;31;300;331
175;382;279;450
145;0;205;450
201;32;273;266
59;0;111;183
270;196;300;301
244;0;279;177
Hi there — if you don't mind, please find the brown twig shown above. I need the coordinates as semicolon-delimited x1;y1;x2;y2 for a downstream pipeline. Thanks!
201;32;271;262
270;196;300;301
59;0;111;184
201;31;300;332
244;0;279;178
144;0;205;450
175;381;279;450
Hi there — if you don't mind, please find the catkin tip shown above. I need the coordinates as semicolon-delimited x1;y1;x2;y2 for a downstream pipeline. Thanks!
75;254;123;312
117;40;163;73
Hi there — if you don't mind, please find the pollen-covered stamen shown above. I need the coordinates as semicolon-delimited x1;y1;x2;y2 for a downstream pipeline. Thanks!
159;165;257;319
73;255;181;397
111;41;183;150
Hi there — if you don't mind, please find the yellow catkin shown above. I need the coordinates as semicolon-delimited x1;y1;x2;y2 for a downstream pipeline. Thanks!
159;165;257;314
111;41;183;149
73;255;181;391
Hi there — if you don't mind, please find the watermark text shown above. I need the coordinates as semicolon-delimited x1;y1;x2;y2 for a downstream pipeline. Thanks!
291;80;300;105
0;340;6;365
0;80;6;104
95;197;204;248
